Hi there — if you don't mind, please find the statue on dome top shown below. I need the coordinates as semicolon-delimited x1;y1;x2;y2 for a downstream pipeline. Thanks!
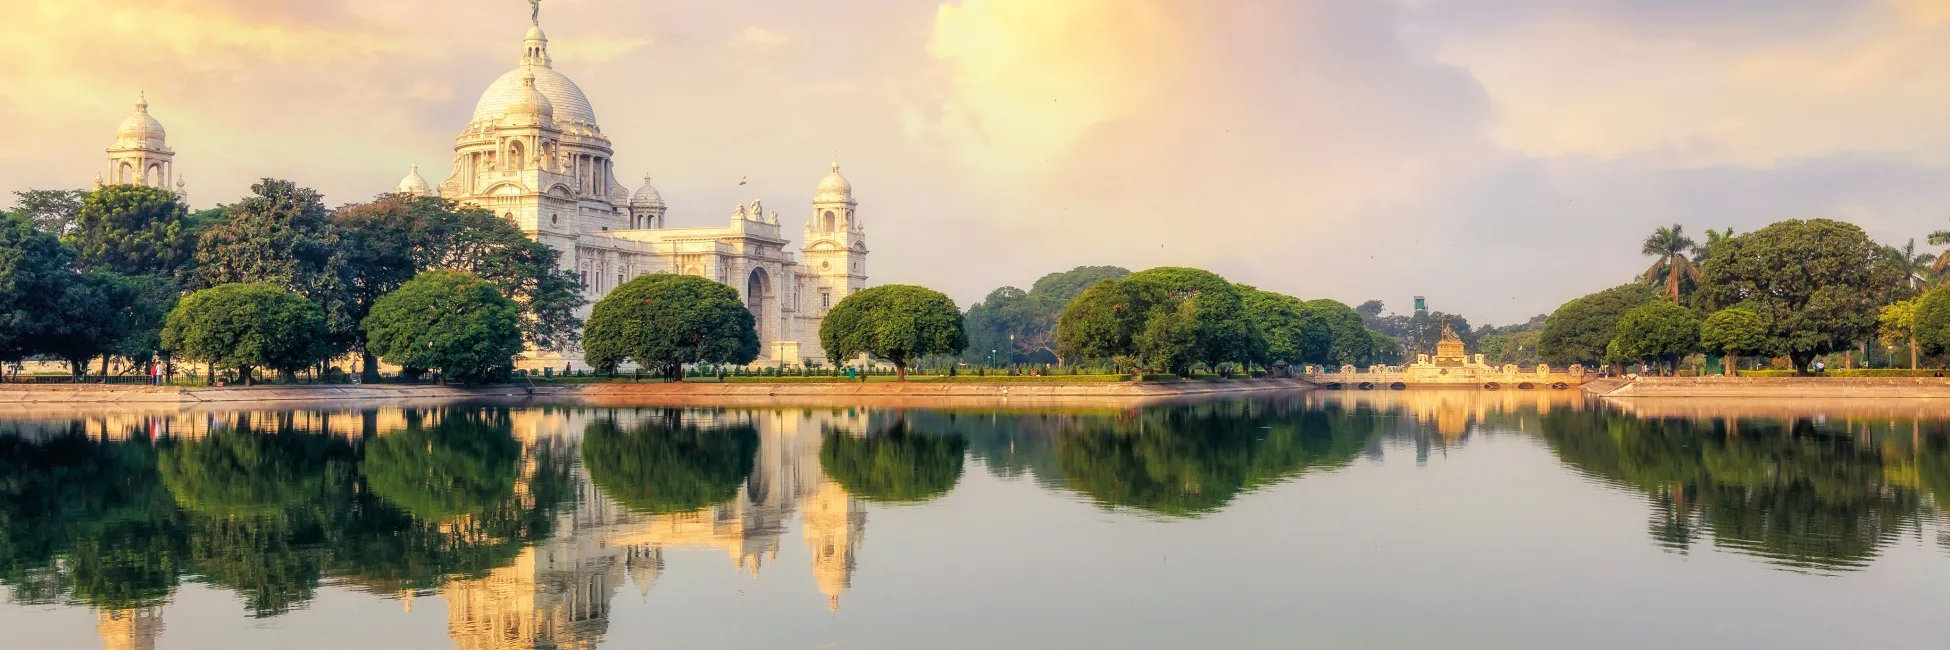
530;0;542;26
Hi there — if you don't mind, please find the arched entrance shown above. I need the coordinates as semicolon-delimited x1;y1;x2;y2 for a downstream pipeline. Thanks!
747;268;770;342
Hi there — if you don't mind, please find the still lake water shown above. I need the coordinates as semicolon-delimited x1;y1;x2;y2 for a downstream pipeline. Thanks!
3;392;1949;650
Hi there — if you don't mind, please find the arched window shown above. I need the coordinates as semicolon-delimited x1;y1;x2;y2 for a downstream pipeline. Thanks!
509;140;526;170
118;162;133;184
822;210;836;232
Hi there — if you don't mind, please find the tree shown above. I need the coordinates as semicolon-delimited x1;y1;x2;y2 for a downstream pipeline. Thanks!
821;284;967;380
1912;288;1950;360
1137;298;1202;375
1885;239;1937;293
0;214;79;366
1612;301;1700;375
1123;267;1263;368
331;195;435;379
66;185;196;279
416;203;585;352
1056;276;1168;371
581;274;758;380
38;271;133;380
1699;219;1901;373
1701;308;1767;375
1307;299;1378;366
8;189;87;235
580;417;758;514
1239;287;1313;364
161;283;330;385
1641;224;1700;306
1540;283;1662;366
819;423;967;503
1877;299;1922;369
193;179;351;350
363;271;523;383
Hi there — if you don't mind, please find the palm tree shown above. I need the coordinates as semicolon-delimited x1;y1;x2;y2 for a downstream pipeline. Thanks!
1931;226;1950;275
1693;227;1734;263
1886;239;1937;292
1642;224;1700;306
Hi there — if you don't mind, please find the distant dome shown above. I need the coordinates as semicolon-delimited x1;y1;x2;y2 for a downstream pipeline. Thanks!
631;175;664;208
815;161;852;203
114;95;168;151
396;164;432;197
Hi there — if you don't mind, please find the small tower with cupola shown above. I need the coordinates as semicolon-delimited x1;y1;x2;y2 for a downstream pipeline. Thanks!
801;160;868;317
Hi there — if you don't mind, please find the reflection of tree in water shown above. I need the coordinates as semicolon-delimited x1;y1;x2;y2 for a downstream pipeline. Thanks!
0;428;186;610
819;420;967;504
362;410;520;521
0;408;575;620
582;412;759;514
913;410;1073;489
158;419;355;617
1538;410;1926;572
1054;400;1380;517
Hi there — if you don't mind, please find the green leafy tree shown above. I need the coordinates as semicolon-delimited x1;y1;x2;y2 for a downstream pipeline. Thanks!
1698;219;1902;373
363;270;524;384
1124;267;1263;368
1912;288;1950;359
1056;275;1168;371
1137;298;1202;375
8;189;87;235
1612;301;1701;374
1885;239;1937;293
821;284;968;380
1306;299;1376;366
581;416;758;514
193;179;352;353
582;274;758;379
1239;286;1314;365
1641;224;1700;306
0;214;79;367
1701;307;1767;375
161;283;330;385
331;195;436;378
1878;299;1922;369
39;271;141;379
416;202;586;352
1540;283;1662;366
66;184;196;279
964;266;1130;365
819;423;967;503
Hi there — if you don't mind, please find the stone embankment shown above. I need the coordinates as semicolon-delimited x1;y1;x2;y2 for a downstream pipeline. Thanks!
0;378;1313;410
1587;376;1950;399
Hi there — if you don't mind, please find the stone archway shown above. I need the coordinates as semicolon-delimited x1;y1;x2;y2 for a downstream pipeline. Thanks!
747;268;770;342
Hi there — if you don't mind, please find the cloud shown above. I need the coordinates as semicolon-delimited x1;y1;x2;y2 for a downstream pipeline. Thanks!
550;36;654;64
731;26;791;51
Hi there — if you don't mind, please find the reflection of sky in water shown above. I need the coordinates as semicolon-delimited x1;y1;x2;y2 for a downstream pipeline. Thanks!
2;395;1949;650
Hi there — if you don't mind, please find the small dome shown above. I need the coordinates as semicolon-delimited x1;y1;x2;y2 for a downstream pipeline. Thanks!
526;25;546;41
504;72;554;121
114;94;168;150
815;160;852;203
396;164;432;196
631;174;664;208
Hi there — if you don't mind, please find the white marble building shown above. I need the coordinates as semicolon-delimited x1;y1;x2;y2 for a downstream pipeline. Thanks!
396;8;868;369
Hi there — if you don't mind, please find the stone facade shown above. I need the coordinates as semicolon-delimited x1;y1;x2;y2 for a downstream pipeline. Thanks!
404;8;868;370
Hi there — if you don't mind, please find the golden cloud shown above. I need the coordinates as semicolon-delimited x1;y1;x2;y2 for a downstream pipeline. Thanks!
919;0;1190;175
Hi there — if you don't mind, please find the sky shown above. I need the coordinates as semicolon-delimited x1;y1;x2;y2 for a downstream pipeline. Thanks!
5;0;1950;325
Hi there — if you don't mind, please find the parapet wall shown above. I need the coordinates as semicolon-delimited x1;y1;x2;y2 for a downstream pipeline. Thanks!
1595;376;1950;399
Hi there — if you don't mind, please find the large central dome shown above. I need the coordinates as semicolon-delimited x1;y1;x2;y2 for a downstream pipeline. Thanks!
470;26;600;131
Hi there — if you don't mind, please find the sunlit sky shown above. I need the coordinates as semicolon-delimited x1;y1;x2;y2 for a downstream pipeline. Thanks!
6;0;1950;323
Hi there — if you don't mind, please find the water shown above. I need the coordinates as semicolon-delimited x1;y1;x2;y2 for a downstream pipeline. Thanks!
2;392;1948;649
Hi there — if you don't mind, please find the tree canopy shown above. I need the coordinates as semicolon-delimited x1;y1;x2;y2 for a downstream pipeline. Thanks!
582;273;758;378
0;214;79;364
1540;283;1661;366
1701;308;1767;356
1697;219;1900;371
161;283;330;383
821;284;967;379
192;180;348;331
963;265;1129;365
67;184;197;279
363;270;524;383
1611;301;1701;371
1055;267;1270;373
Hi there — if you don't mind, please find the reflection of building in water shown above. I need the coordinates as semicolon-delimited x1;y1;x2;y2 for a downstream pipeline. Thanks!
442;408;875;649
804;482;866;612
97;608;163;650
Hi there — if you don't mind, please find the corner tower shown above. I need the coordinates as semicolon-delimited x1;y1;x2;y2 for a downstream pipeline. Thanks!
801;161;868;315
106;93;177;190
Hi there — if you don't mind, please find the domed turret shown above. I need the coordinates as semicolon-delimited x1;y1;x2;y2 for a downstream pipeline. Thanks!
505;72;555;123
631;174;664;209
814;160;852;204
114;94;169;151
395;164;432;197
